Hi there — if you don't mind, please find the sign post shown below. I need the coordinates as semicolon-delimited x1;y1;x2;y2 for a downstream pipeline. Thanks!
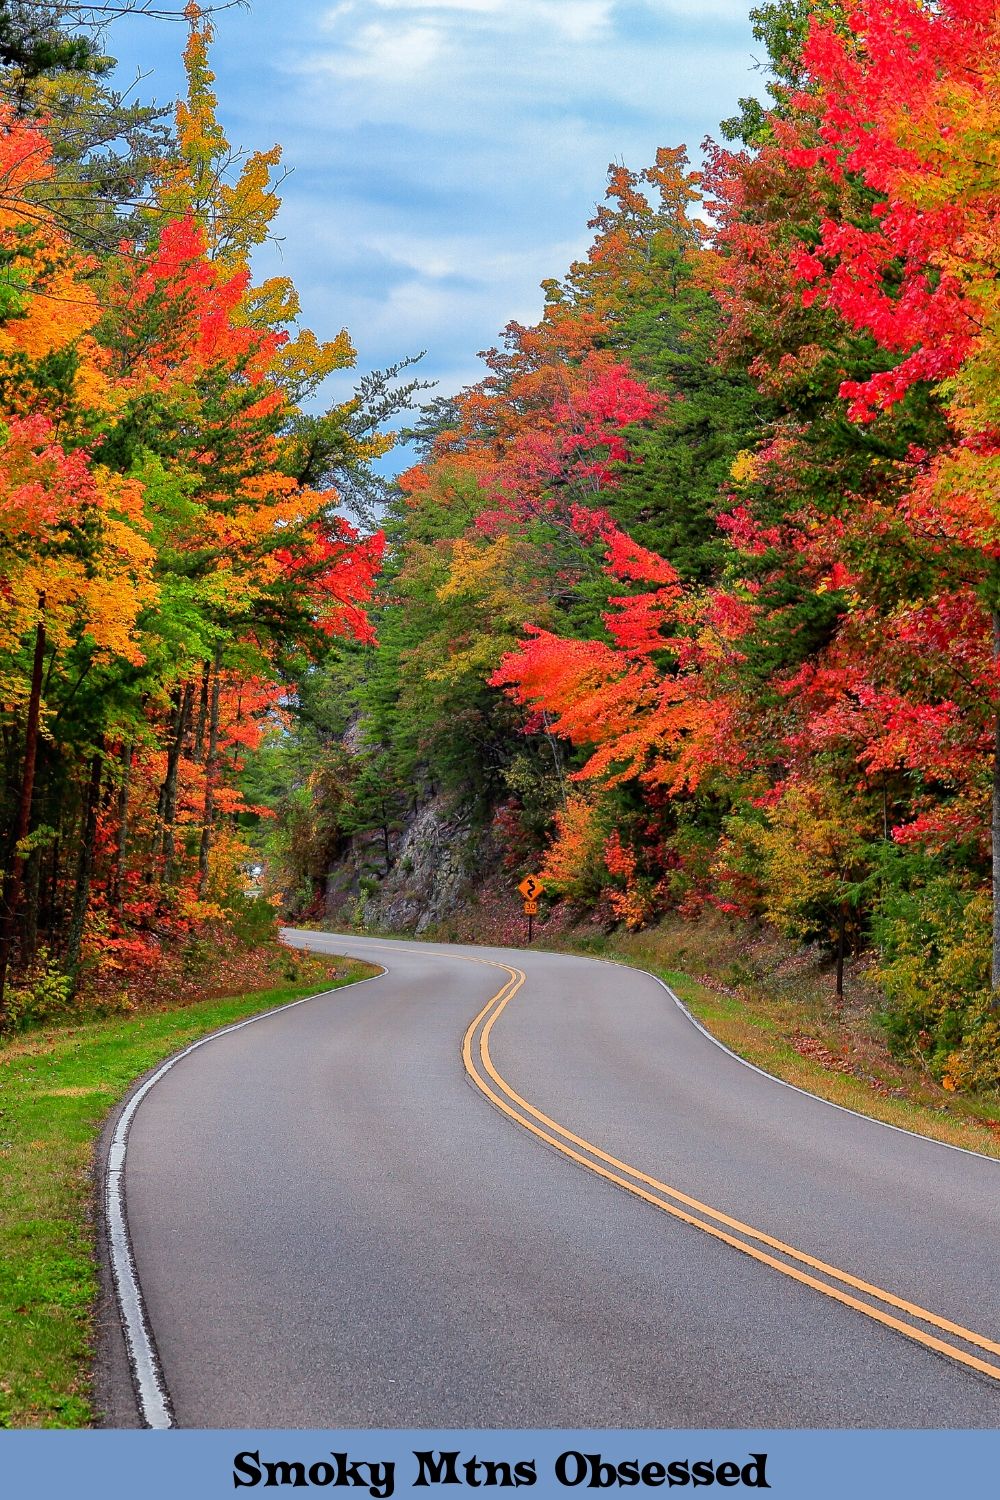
517;875;544;944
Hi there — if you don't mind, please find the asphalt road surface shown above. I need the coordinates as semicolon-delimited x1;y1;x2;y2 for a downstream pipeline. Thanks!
105;931;1000;1428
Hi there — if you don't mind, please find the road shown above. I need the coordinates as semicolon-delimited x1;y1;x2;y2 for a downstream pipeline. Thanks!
103;930;1000;1428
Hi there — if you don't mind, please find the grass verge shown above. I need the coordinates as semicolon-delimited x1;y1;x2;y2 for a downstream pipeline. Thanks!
0;957;378;1429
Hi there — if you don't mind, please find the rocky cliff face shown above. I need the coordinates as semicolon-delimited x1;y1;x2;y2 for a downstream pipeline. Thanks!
324;793;494;935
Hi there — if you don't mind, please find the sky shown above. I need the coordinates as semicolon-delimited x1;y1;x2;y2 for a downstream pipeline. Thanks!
106;0;767;457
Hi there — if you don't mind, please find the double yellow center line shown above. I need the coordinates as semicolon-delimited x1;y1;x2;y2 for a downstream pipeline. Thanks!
459;957;1000;1386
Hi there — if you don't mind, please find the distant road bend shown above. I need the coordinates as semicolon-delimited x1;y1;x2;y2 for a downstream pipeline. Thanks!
106;930;1000;1428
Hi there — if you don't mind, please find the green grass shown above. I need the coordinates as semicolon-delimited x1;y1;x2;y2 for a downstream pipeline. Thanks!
0;961;376;1429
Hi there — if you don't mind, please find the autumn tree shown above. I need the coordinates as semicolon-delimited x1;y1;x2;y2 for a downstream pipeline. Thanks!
0;6;390;1026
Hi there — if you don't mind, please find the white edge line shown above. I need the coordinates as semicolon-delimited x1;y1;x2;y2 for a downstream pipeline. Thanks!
587;952;1000;1168
104;965;388;1429
293;929;1000;1171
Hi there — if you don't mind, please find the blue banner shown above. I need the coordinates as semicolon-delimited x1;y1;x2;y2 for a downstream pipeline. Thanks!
2;1430;998;1500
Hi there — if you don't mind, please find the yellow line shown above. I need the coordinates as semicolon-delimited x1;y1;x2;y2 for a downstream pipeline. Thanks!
474;980;1000;1362
336;937;1000;1384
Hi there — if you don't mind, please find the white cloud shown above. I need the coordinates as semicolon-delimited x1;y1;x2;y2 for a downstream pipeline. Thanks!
323;0;615;38
318;18;445;81
362;230;586;287
143;0;763;442
267;196;585;360
550;1;615;43
325;0;504;14
104;0;764;466
309;0;616;94
292;8;750;150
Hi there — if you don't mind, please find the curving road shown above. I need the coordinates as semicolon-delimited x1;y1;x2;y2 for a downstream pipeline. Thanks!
101;930;1000;1428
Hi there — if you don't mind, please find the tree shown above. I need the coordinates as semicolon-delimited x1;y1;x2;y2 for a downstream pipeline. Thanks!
776;0;1000;984
0;6;390;1027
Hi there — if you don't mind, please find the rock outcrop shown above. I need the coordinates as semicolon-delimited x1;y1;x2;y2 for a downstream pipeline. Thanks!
324;793;491;935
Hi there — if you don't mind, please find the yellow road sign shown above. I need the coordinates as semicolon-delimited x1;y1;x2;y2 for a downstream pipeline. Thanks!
518;874;545;901
523;899;540;917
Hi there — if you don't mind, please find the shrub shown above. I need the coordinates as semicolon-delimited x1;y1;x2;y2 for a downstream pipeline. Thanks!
6;949;73;1030
227;891;280;947
873;849;994;1086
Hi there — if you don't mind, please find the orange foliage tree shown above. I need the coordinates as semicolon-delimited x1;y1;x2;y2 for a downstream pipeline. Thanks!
0;13;387;1026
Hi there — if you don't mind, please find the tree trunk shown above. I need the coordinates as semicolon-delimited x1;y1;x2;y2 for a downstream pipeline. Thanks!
110;742;132;912
46;829;61;949
66;744;103;992
162;682;193;887
0;597;46;1029
21;740;48;963
193;660;210;762
542;710;569;811
155;689;181;822
23;844;42;964
835;902;847;1000
197;649;223;897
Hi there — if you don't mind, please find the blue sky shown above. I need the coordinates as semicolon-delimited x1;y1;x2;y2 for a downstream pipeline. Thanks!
107;0;765;453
